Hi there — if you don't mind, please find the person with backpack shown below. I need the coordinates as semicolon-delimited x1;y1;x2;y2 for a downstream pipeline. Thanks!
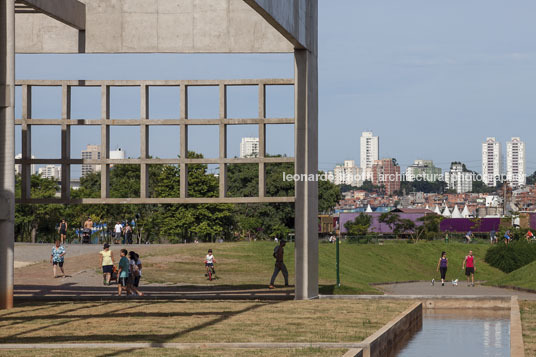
269;239;289;289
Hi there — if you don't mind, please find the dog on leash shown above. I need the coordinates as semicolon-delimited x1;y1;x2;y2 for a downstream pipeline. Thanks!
452;278;458;286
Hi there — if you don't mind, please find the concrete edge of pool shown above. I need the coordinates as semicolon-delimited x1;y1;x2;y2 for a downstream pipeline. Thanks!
319;296;526;357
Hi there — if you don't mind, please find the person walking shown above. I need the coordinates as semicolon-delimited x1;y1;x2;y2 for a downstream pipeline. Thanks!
58;219;68;245
490;230;496;244
463;250;476;287
50;240;66;278
504;230;511;245
114;222;123;243
117;249;130;296
124;223;133;244
99;243;114;286
83;217;93;244
465;230;473;243
436;251;448;286
269;240;289;289
128;251;143;296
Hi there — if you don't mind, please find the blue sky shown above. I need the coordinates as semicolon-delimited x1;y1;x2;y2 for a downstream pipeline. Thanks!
15;0;536;177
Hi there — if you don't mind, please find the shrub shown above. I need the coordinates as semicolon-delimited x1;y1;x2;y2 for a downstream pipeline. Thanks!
485;240;536;273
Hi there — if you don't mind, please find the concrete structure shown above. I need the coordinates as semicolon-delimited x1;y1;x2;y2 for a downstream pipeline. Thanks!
239;137;259;158
360;131;378;181
506;137;525;188
333;160;362;187
1;0;319;307
405;160;442;182
371;158;400;196
482;137;501;187
444;162;473;193
14;153;35;176
81;144;101;177
37;164;61;180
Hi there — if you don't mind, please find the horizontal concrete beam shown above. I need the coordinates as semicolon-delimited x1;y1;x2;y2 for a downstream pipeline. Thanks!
16;0;85;30
15;157;294;165
15;119;295;126
16;197;295;205
15;79;294;86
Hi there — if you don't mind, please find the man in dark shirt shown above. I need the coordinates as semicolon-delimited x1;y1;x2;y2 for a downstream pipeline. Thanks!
269;240;289;289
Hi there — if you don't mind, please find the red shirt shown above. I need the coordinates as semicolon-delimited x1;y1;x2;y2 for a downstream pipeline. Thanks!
466;256;474;268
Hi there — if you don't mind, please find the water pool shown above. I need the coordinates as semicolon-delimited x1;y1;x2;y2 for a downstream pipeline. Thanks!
397;309;510;357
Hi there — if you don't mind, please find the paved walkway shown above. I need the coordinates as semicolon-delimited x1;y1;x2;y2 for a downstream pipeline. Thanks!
376;281;536;300
14;243;294;301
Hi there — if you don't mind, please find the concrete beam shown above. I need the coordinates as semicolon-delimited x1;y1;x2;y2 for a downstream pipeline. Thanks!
17;0;86;30
243;0;317;52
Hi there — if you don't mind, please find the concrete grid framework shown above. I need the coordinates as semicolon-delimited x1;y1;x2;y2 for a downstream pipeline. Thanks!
15;79;295;204
1;0;318;308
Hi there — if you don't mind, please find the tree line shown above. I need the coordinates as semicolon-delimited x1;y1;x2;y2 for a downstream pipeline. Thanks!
15;153;341;243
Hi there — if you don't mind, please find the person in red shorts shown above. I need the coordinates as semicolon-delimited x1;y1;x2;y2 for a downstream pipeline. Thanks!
463;250;476;287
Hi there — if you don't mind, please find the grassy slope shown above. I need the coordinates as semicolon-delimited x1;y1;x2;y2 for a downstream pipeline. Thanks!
140;241;504;294
488;260;536;291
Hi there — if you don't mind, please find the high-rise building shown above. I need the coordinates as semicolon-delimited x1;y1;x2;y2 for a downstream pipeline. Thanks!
110;148;126;160
506;137;525;188
38;165;61;180
405;160;442;182
14;153;36;176
482;137;501;187
444;162;472;193
332;160;362;187
372;158;400;195
360;131;379;181
240;137;259;158
82;144;101;177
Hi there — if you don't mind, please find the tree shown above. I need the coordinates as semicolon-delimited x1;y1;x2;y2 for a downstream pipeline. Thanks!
318;172;341;214
379;211;416;238
344;213;372;236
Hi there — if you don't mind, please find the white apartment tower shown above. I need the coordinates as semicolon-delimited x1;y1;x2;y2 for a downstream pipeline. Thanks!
444;163;472;193
506;137;525;188
360;131;379;181
82;144;101;177
38;165;61;180
333;160;362;187
240;137;259;158
482;137;501;187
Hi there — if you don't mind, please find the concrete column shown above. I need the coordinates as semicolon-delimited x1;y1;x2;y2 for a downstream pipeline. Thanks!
219;84;227;197
294;48;318;300
0;0;15;309
180;85;188;198
20;85;31;200
258;84;266;197
100;85;109;198
61;84;71;201
140;85;148;199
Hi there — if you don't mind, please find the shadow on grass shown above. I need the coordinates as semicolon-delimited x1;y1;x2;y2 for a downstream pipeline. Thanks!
0;300;282;350
319;284;381;295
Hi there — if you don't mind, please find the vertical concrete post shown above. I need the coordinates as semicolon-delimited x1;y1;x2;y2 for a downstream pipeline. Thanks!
100;85;109;198
180;85;188;198
219;84;227;197
140;84;149;199
0;0;15;309
61;84;71;201
21;85;31;200
294;50;318;298
258;84;266;197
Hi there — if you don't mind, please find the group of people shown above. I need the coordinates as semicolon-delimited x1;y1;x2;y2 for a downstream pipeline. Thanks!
99;244;143;296
113;221;134;244
434;250;476;287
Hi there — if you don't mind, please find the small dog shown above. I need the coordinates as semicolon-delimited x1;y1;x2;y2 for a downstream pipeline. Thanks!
452;279;458;286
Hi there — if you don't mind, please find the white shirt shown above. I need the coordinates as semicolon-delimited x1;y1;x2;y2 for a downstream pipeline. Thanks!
205;254;214;264
114;224;123;233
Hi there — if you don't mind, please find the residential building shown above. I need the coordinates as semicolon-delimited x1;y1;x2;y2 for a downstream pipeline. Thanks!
360;131;379;181
482;137;501;187
444;162;473;193
14;153;36;176
240;137;259;158
332;160;362;187
506;137;525;188
372;158;400;195
38;165;61;180
110;148;126;160
81;144;101;177
405;160;442;182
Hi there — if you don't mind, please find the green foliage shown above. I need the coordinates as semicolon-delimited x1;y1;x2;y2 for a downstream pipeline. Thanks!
415;214;444;241
484;240;536;273
344;213;372;236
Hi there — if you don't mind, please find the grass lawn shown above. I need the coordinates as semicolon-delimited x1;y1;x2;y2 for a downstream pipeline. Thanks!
519;301;536;356
139;241;504;294
0;300;410;345
488;260;536;291
0;348;349;357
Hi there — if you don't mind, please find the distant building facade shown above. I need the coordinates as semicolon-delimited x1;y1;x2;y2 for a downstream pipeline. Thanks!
81;144;101;177
240;137;259;158
14;153;36;176
372;158;400;195
444;162;473;194
482;137;501;187
332;160;362;187
360;131;379;181
506;137;525;188
38;165;61;180
405;160;442;181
